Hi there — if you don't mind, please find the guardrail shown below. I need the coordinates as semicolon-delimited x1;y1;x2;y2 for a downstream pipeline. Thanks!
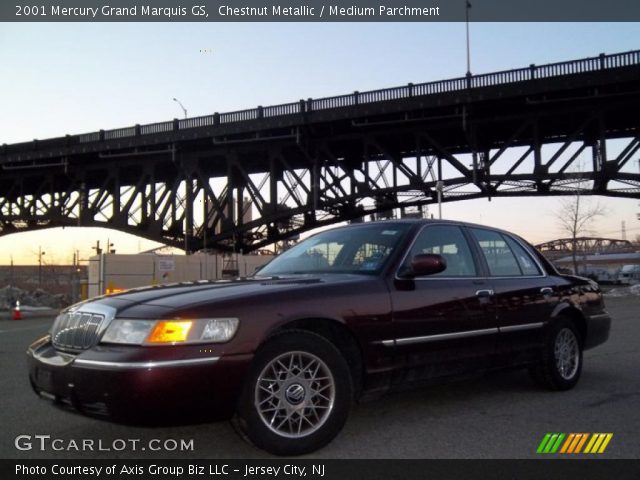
3;49;639;153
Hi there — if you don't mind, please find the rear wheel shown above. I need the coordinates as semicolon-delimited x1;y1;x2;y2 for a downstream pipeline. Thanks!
530;317;583;391
235;330;353;455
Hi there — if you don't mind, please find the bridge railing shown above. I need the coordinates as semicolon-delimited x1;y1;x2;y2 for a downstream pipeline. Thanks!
3;50;639;153
219;108;259;124
140;122;174;135
263;102;300;117
78;132;101;143
104;127;137;140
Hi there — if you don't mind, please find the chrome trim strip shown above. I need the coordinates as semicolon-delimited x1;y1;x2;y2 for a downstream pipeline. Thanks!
379;321;546;347
412;275;545;280
587;313;611;321
28;348;77;367
475;289;495;297
498;322;544;333
383;327;499;347
39;391;56;401
73;356;220;370
36;355;75;367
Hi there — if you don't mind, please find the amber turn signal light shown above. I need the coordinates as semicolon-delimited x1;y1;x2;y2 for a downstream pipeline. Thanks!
147;320;193;343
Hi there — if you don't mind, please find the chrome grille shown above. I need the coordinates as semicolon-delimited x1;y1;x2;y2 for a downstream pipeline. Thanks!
51;311;106;351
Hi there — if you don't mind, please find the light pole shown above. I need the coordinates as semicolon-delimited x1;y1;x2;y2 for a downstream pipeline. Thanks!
436;181;444;219
465;1;472;78
172;97;187;119
38;247;46;287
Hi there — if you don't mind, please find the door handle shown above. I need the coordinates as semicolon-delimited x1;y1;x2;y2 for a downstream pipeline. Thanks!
475;289;495;298
540;287;554;295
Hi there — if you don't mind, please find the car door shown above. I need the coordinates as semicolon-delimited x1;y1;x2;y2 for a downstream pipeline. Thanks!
389;224;497;384
466;227;558;365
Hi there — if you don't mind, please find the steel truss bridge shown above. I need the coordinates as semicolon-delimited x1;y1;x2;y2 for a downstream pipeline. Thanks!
535;237;635;260
1;50;640;252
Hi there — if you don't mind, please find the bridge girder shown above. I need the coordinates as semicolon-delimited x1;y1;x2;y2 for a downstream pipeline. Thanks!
1;52;639;252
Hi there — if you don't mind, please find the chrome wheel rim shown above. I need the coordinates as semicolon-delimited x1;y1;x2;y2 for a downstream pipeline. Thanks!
554;328;580;380
255;351;335;438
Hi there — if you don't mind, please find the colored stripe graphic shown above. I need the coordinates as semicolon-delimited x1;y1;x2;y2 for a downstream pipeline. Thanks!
585;433;614;454
560;433;575;453
538;433;613;454
537;434;552;453
567;433;584;453
550;433;565;453
537;433;565;454
574;433;589;453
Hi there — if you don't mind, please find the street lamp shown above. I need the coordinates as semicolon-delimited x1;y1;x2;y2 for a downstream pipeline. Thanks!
38;246;46;287
465;1;472;77
172;97;187;119
436;181;444;219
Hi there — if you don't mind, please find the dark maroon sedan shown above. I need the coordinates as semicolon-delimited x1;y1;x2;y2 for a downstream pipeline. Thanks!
28;220;611;455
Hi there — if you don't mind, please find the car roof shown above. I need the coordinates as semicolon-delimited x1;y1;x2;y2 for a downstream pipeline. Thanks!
338;218;515;232
325;218;534;246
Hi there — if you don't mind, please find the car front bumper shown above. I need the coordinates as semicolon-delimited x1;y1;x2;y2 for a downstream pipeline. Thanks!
27;337;252;422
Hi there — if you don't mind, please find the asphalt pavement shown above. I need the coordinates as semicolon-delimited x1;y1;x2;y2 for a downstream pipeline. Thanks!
1;296;638;459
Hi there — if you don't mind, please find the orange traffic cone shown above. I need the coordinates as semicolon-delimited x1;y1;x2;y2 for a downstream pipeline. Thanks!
12;301;22;320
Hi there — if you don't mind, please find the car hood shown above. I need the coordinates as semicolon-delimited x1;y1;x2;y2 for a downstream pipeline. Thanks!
79;274;375;317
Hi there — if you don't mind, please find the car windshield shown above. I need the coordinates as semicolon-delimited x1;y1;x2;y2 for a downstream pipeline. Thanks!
258;223;411;276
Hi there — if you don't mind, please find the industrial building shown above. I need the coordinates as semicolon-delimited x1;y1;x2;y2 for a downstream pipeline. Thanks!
87;251;273;298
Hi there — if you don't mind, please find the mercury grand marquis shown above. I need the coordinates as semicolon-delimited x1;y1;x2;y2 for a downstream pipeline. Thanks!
28;220;611;455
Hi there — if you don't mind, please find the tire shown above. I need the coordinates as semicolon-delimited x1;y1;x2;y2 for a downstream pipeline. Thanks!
530;317;583;391
234;330;353;456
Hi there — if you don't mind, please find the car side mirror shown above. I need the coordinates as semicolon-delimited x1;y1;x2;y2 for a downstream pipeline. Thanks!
407;254;447;277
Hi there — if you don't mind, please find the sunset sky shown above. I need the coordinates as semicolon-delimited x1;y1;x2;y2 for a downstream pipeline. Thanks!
1;22;638;265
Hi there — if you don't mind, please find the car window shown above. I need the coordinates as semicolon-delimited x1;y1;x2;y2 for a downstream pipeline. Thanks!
470;228;524;276
406;225;477;277
504;236;542;276
259;224;411;275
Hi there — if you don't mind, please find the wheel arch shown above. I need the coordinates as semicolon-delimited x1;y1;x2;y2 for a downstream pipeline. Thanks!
552;304;587;345
265;317;365;396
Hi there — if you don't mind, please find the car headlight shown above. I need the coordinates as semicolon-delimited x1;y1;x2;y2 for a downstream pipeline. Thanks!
101;318;239;345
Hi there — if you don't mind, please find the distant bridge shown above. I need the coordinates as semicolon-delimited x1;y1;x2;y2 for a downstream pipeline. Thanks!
1;50;639;252
535;237;635;260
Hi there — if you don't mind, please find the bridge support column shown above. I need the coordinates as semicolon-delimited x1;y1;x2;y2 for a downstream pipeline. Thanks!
185;175;194;255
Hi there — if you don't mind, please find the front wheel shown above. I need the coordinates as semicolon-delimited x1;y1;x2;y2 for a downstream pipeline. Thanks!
234;330;353;455
530;317;583;391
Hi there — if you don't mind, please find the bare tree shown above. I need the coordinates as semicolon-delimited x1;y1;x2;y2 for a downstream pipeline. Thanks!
554;193;607;274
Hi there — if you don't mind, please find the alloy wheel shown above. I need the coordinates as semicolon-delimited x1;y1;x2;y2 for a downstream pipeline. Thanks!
254;351;335;438
554;328;580;380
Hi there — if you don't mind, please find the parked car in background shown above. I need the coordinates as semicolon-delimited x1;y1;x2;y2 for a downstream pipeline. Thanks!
617;264;640;285
28;220;611;455
580;266;618;284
